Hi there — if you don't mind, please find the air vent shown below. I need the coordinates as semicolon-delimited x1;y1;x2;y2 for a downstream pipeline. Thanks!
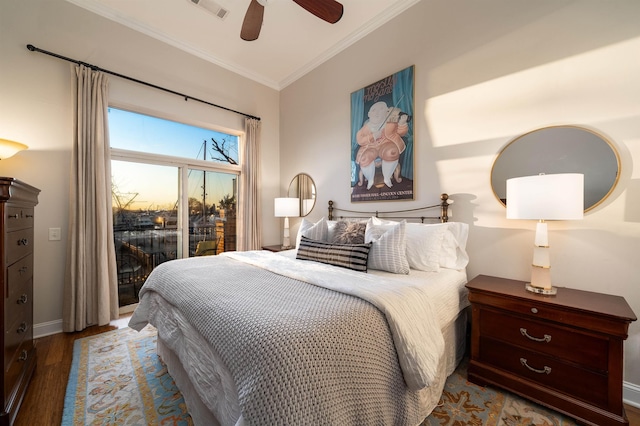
189;0;229;20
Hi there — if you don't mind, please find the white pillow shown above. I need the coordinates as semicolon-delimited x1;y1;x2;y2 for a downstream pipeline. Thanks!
365;218;410;274
370;217;469;271
439;222;469;270
295;217;329;248
405;222;445;272
327;220;338;242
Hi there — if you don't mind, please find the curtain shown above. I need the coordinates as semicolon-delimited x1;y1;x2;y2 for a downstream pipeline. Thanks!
63;65;119;332
239;117;261;251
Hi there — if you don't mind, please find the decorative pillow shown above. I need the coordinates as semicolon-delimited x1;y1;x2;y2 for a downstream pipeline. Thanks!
296;236;372;272
330;221;366;244
295;217;329;248
365;219;410;274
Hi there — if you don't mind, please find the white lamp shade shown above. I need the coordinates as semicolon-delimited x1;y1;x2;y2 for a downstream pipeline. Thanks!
274;197;300;217
506;173;584;220
0;139;28;160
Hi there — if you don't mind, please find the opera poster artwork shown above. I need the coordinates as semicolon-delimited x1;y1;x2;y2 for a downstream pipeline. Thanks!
350;65;414;202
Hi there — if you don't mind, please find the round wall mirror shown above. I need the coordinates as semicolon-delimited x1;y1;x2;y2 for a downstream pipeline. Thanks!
491;125;620;212
288;173;316;217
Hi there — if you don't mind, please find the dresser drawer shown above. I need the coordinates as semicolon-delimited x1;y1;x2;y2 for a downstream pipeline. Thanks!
5;227;33;265
4;308;32;372
479;308;608;372
479;336;609;408
7;254;32;297
5;206;34;231
4;340;34;407
5;278;32;336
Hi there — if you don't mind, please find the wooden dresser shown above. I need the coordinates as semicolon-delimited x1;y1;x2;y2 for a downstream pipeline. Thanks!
0;178;39;425
466;274;636;426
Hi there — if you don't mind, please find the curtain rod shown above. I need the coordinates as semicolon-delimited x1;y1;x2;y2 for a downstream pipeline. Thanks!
26;44;260;121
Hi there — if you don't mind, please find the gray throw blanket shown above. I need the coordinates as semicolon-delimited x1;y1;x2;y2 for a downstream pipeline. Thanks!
130;254;424;425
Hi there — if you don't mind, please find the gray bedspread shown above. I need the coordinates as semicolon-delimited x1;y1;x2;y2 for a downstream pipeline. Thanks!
130;253;434;425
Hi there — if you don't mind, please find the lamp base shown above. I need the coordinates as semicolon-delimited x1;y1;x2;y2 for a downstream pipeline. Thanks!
525;283;557;296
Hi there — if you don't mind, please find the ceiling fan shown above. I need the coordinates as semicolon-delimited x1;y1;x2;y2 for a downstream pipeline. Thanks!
241;0;344;41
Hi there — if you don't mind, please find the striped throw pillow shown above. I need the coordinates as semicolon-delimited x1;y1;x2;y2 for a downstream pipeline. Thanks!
365;218;410;274
296;236;372;272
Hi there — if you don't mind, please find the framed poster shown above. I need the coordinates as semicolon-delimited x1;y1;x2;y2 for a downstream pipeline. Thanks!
350;65;414;202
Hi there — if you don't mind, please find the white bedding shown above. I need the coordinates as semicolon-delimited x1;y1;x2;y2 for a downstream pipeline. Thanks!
130;250;469;426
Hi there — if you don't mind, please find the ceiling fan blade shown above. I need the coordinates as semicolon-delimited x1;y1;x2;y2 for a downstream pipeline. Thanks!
241;0;265;41
293;0;343;24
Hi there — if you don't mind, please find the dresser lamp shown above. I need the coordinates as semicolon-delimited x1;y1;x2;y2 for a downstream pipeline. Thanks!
506;173;584;295
274;197;299;249
0;139;28;160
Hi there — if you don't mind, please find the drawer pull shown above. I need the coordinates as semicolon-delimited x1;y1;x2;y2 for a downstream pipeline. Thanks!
16;322;27;334
18;350;28;362
25;214;34;218
520;328;551;343
17;293;28;304
17;238;29;246
520;358;551;374
531;307;538;314
8;214;19;219
19;266;28;274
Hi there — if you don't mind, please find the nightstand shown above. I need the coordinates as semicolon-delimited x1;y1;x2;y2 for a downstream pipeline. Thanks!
262;245;287;252
466;274;636;426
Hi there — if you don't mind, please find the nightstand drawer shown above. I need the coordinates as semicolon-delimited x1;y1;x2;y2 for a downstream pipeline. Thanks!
479;308;608;372
480;337;609;408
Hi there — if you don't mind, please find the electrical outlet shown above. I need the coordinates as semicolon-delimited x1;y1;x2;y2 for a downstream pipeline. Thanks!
49;227;61;241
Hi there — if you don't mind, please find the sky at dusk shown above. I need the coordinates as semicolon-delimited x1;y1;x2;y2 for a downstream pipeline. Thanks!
109;108;238;211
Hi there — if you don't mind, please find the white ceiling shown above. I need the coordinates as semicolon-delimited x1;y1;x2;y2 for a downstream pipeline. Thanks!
65;0;420;90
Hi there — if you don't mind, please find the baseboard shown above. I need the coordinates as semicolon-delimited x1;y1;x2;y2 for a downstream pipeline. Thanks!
624;380;640;408
34;319;63;339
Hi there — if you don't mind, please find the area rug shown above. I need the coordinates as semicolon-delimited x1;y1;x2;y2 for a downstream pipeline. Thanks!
423;361;578;426
63;327;577;426
62;325;192;425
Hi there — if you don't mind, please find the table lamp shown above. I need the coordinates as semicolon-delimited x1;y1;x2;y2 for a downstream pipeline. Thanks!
0;139;28;160
506;173;584;295
274;197;299;249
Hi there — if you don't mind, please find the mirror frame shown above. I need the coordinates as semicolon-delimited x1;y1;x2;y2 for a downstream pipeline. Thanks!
491;125;621;212
287;173;316;217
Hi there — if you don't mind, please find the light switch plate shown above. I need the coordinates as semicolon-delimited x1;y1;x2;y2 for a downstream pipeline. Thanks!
49;227;61;241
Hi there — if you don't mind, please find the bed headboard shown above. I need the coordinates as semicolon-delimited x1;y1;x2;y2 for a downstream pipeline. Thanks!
328;193;450;223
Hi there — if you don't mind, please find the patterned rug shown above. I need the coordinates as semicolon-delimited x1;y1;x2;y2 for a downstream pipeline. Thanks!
62;325;192;425
423;361;577;426
63;326;577;425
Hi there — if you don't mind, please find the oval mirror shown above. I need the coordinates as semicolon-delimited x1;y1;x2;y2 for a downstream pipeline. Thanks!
288;173;316;217
491;125;620;212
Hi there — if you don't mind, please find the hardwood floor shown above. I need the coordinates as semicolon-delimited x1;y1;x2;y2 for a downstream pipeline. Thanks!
14;316;131;426
12;315;640;425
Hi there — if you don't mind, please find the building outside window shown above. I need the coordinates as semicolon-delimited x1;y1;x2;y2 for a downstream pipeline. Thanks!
109;107;241;307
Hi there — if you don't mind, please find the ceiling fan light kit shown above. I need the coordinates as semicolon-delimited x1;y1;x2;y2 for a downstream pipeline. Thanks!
241;0;343;41
189;0;230;20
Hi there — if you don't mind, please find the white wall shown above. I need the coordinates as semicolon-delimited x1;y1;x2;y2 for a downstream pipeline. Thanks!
280;0;640;396
1;0;281;333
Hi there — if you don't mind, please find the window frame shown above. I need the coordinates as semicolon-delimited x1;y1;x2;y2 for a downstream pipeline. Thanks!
109;105;242;258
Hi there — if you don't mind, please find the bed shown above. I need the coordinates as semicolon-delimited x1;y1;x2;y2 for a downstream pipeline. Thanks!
129;195;470;426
